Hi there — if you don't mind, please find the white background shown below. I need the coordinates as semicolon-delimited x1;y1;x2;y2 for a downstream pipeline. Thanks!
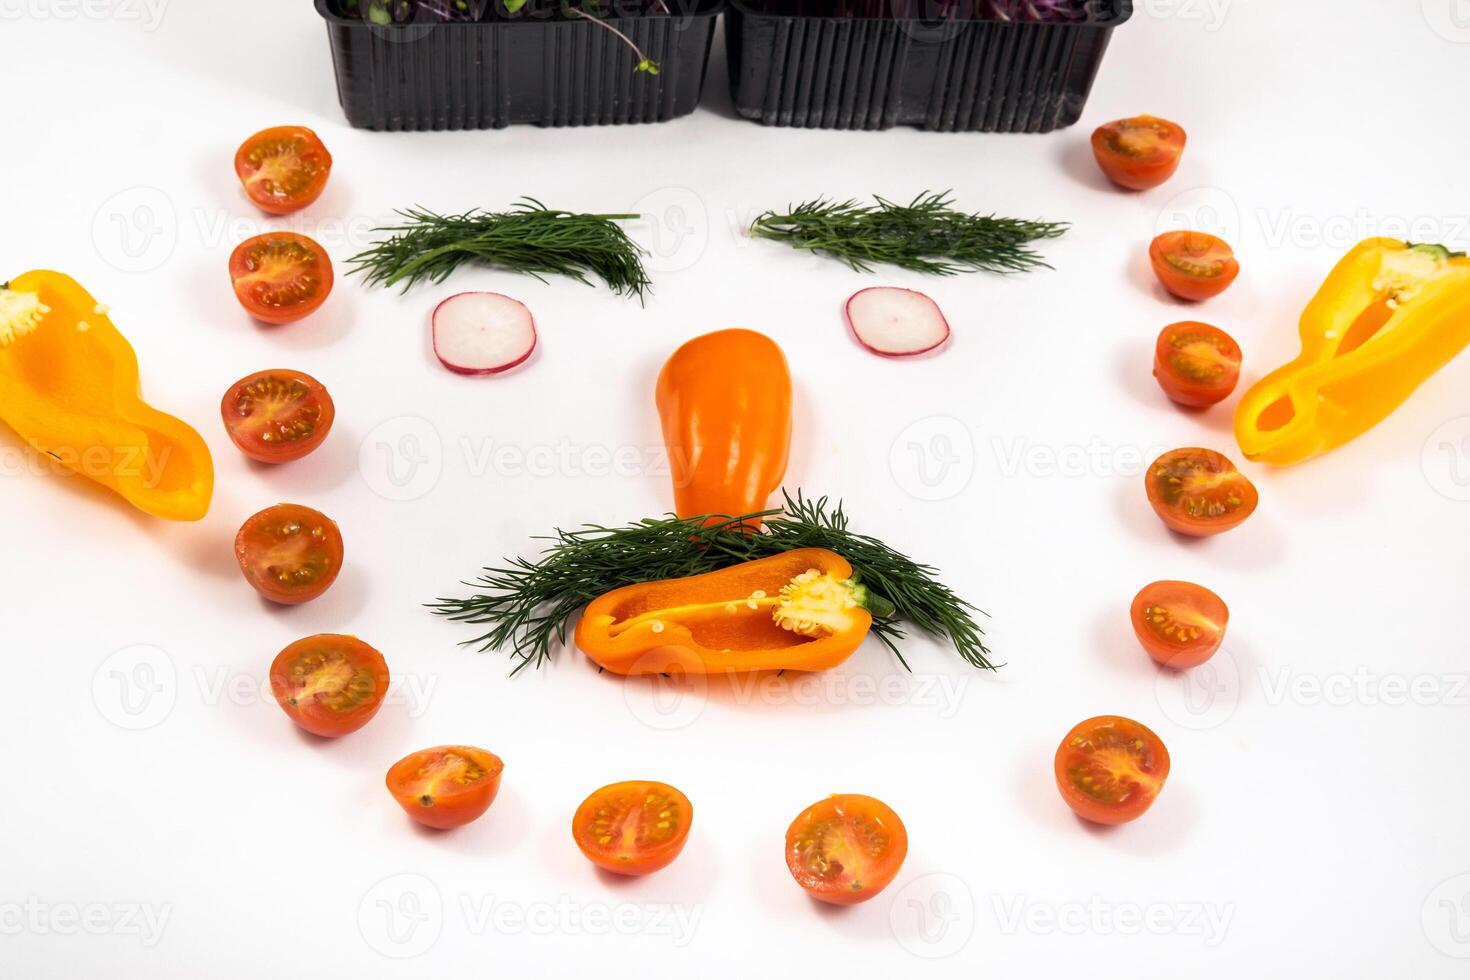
3;0;1470;976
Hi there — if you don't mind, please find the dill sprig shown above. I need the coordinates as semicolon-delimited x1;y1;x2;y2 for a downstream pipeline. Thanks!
348;198;652;300
430;491;992;674
748;190;1067;276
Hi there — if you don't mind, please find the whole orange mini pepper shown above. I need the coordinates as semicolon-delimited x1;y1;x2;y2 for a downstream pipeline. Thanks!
656;329;791;528
0;271;214;520
1236;240;1470;465
574;548;881;675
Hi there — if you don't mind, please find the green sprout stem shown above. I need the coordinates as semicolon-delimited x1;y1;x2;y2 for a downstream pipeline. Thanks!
564;6;660;74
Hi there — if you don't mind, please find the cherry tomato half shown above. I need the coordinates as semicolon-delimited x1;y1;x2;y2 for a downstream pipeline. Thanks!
1145;447;1258;537
1130;581;1228;669
785;794;907;905
386;746;504;830
1154;321;1242;407
1091;115;1186;191
572;781;693;876
1055;715;1170;825
234;126;332;215
234;503;344;604
221;370;335;464
1149;231;1238;302
269;634;389;737
229;232;333;325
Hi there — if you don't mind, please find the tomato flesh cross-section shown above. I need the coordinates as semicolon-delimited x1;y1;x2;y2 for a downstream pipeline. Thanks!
229;232;333;324
1149;231;1239;301
221;370;335;463
386;746;504;830
233;503;344;604
1091;115;1187;190
1054;716;1170;825
785;794;907;904
269;634;388;737
234;126;332;215
1130;580;1228;668
1154;321;1242;407
572;781;693;875
1145;447;1258;536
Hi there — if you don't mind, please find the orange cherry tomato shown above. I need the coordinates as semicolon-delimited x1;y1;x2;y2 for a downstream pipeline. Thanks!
572;781;693;876
229;232;333;325
269;634;389;737
234;503;344;605
1145;447;1257;537
1055;715;1170;825
1149;231;1238;301
1091;115;1186;190
234;126;332;215
1130;581;1228;669
221;369;335;464
1154;321;1242;407
785;794;907;905
386;746;504;830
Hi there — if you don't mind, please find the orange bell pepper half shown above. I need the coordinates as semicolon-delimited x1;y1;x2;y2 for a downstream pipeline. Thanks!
574;548;877;675
656;328;791;529
0;271;214;520
1235;240;1470;465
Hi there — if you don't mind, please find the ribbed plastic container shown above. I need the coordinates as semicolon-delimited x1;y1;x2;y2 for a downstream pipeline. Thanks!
317;0;723;130
725;0;1132;131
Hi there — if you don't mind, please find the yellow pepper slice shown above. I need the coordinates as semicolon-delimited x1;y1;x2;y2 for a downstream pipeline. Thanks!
1235;239;1470;465
0;270;213;520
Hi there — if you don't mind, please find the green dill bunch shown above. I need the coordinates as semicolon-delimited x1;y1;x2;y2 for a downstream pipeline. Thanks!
749;190;1067;276
348;198;652;301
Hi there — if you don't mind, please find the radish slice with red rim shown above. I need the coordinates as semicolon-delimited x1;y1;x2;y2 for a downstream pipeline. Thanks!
432;291;537;375
845;287;951;357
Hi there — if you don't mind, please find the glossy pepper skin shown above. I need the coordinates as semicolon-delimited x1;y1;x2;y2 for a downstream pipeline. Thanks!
574;548;873;676
1235;240;1470;465
656;329;791;529
0;271;214;520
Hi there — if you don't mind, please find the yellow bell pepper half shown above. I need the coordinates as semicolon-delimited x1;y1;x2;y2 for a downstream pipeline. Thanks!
0;271;213;520
1235;239;1470;465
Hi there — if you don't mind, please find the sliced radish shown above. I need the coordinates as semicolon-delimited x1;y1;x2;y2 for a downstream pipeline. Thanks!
432;292;537;375
845;287;951;357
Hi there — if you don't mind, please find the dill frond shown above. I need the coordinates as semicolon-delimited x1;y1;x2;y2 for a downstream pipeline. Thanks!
348;198;652;300
748;190;1066;276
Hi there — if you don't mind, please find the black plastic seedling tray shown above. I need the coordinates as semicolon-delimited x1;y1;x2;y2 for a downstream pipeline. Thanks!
317;0;723;130
725;0;1132;131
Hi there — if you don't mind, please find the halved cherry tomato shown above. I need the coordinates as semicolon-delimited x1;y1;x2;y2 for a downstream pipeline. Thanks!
1091;115;1186;191
1055;715;1170;825
386;746;504;830
229;232;333;325
1154;321;1242;407
1145;447;1257;536
234;503;343;604
785;794;907;905
234;126;332;215
1149;231;1238;301
572;781;693;876
269;634;389;737
1130;581;1228;669
221;370;335;463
